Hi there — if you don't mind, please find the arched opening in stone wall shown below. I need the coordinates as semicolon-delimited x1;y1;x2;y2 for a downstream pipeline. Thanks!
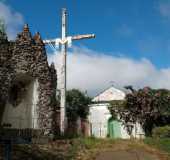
1;74;39;129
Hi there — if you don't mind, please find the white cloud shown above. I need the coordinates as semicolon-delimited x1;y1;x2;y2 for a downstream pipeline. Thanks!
48;46;170;96
0;2;24;40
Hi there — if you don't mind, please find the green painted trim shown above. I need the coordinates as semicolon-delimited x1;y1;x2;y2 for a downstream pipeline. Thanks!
108;118;122;138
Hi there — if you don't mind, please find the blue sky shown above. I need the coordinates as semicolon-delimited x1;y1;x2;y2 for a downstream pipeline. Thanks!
5;0;170;68
2;0;170;94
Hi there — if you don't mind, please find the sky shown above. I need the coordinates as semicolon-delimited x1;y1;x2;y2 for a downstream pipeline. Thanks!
1;0;170;95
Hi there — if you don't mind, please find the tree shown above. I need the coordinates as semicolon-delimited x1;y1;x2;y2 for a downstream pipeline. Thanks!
66;89;91;121
109;87;170;136
0;18;7;39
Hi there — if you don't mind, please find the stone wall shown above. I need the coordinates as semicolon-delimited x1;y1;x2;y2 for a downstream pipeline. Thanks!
0;24;58;135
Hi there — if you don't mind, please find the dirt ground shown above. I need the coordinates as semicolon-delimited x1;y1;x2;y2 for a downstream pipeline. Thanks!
0;139;169;160
95;149;161;160
75;139;170;160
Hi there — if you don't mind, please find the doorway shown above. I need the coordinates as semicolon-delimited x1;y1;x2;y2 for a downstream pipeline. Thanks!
1;74;39;129
108;117;121;138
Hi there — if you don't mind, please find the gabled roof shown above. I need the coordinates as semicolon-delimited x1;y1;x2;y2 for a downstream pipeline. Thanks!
92;86;128;102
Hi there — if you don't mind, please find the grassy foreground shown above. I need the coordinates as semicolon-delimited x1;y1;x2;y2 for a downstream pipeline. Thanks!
73;138;170;160
0;138;170;160
144;138;170;154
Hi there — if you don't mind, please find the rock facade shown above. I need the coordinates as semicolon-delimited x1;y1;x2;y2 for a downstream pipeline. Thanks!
0;24;58;135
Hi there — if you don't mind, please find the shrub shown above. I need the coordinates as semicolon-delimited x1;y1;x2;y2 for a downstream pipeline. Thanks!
152;126;170;138
144;137;170;153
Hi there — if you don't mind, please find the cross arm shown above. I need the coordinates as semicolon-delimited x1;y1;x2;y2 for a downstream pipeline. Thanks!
43;38;60;45
43;34;95;46
72;34;95;41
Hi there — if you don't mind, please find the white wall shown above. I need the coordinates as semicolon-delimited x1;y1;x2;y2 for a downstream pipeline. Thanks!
132;122;145;139
92;87;126;102
89;103;111;138
89;103;145;139
1;78;39;129
31;79;39;129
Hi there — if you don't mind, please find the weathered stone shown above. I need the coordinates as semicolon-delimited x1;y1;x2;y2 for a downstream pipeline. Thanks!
0;24;58;135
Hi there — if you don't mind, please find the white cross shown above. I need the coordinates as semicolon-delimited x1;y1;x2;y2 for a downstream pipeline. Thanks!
43;8;95;134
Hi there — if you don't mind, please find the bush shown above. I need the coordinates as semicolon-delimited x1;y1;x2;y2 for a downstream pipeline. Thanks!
152;126;170;138
144;137;170;153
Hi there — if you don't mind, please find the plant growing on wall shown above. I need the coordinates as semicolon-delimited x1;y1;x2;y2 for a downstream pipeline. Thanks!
109;87;170;136
0;18;7;39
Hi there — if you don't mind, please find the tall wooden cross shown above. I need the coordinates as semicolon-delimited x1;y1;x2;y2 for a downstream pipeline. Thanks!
43;8;95;134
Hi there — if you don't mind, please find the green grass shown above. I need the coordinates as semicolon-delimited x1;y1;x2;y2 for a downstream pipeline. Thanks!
71;137;170;160
65;137;118;160
144;137;170;153
77;137;116;149
1;137;169;160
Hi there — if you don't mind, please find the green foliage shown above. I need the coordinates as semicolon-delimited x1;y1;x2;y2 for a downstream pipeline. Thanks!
66;137;113;159
109;100;126;119
0;18;7;39
152;126;170;138
125;87;170;136
66;89;91;121
0;19;5;31
144;137;170;153
111;112;117;120
109;87;170;136
109;100;126;109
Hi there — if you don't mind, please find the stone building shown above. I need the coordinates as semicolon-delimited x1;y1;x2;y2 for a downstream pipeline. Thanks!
0;24;58;135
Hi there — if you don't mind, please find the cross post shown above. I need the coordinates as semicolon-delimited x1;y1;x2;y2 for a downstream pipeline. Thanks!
43;8;95;134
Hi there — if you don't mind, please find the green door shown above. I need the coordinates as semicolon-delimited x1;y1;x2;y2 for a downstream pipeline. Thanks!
108;118;121;138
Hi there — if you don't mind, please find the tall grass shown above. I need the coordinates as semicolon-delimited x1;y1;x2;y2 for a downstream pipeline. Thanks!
144;137;170;153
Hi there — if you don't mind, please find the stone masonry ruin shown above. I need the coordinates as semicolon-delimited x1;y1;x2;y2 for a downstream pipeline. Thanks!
0;24;58;135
